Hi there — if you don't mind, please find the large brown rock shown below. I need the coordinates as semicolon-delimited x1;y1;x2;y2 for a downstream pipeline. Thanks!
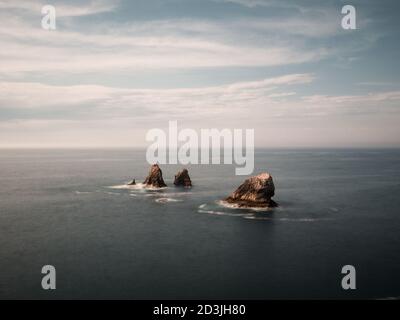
174;169;192;187
225;172;278;208
143;164;167;188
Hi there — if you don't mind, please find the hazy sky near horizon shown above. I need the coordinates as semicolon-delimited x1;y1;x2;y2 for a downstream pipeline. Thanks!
0;0;400;148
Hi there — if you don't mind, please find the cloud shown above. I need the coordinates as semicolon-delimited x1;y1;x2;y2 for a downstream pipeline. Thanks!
1;75;400;148
302;91;400;104
2;74;399;126
216;0;293;8
0;0;118;17
0;74;313;119
0;0;397;148
0;20;329;76
0;0;340;78
0;0;374;79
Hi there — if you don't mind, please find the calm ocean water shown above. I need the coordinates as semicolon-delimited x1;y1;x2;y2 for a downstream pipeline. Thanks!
0;148;400;299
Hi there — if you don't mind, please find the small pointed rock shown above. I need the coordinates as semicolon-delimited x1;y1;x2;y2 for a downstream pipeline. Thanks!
225;172;277;208
127;179;136;185
143;164;167;188
174;168;192;187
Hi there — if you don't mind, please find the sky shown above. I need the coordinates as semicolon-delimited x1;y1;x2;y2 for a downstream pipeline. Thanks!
0;0;399;148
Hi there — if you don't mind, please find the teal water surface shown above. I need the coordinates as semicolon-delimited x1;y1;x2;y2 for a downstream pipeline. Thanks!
1;149;400;299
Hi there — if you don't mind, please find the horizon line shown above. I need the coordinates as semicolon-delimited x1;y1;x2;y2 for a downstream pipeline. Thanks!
1;146;400;150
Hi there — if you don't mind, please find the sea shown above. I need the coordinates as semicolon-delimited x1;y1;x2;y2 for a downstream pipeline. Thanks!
0;148;400;299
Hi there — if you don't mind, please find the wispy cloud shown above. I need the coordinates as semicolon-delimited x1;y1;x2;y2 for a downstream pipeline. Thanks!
216;0;293;9
0;0;118;17
0;74;313;118
2;73;399;126
0;0;373;79
0;0;398;147
0;18;330;77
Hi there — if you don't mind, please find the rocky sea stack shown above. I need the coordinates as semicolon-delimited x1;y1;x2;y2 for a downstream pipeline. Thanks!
143;164;167;188
174;169;192;187
225;172;278;208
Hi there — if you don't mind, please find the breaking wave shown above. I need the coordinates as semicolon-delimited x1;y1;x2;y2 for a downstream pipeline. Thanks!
243;216;332;222
105;191;121;196
108;183;167;190
155;198;183;203
198;202;332;222
198;208;251;217
217;200;272;212
74;191;92;195
106;181;192;207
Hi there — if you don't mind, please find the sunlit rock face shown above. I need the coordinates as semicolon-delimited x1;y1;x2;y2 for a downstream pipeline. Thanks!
225;172;277;208
143;164;167;188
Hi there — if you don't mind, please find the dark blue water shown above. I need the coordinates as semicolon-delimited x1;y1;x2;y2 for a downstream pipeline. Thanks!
1;149;400;299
